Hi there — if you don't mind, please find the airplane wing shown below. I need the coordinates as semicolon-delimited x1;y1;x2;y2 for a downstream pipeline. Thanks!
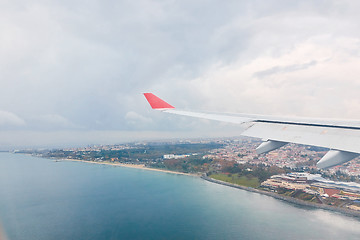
143;93;360;169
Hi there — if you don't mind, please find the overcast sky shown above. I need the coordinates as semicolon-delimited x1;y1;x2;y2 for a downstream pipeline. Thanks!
1;0;360;149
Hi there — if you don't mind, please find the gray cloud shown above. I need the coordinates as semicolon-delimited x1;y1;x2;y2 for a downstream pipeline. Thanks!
254;60;317;79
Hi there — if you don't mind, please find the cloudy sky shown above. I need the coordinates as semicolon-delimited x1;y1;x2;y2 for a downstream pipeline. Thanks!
1;0;360;149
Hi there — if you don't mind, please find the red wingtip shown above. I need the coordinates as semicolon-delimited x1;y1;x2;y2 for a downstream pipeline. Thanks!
143;93;175;109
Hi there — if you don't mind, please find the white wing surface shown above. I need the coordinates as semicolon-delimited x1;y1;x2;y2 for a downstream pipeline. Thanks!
143;93;360;169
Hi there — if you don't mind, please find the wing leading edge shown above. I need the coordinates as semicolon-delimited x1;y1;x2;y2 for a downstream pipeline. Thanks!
143;93;360;169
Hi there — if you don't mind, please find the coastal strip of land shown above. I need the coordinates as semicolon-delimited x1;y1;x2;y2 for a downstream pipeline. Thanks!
60;158;197;176
201;175;360;218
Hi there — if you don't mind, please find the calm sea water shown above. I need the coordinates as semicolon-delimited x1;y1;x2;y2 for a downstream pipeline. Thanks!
0;153;360;240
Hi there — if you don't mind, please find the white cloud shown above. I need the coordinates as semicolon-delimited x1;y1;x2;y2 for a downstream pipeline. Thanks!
125;111;153;126
29;114;80;130
37;114;73;126
0;110;25;127
184;35;360;119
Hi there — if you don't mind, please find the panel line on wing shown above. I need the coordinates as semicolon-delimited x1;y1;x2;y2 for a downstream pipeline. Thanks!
255;120;360;130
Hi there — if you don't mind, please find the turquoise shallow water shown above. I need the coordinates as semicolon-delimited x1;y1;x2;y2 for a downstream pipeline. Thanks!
1;152;360;240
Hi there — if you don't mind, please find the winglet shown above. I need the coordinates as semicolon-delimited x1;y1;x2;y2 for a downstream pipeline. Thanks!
143;93;175;110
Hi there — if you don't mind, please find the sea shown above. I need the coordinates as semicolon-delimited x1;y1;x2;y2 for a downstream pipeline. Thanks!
0;153;360;240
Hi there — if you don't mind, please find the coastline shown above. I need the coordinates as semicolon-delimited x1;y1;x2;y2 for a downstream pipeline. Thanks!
59;158;197;177
201;175;360;218
54;157;360;218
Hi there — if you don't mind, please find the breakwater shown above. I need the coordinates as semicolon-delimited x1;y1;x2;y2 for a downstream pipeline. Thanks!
201;175;360;218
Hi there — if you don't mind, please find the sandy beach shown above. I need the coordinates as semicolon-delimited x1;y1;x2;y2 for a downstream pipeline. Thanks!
59;158;197;176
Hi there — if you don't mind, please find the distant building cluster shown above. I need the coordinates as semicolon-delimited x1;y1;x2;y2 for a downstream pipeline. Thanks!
203;138;360;176
63;144;135;152
261;172;360;209
163;154;189;159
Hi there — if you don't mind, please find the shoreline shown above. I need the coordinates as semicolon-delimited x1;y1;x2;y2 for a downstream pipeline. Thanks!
54;157;360;218
58;158;197;177
201;175;360;218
